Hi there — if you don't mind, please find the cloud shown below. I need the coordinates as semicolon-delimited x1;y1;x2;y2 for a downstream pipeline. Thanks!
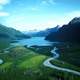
67;11;80;18
48;0;56;4
31;7;39;11
0;0;11;5
53;11;80;26
60;11;80;24
0;0;11;17
41;0;56;6
0;11;9;16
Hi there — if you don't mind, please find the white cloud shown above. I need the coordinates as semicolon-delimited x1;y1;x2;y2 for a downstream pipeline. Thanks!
60;11;80;24
0;0;10;5
41;1;48;5
5;10;80;31
41;0;56;5
0;0;11;17
48;0;56;4
67;11;80;18
31;7;38;11
51;11;80;27
0;11;9;16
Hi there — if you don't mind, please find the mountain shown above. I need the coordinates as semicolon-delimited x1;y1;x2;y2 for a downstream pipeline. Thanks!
24;26;59;37
69;17;80;25
45;17;80;43
0;24;30;40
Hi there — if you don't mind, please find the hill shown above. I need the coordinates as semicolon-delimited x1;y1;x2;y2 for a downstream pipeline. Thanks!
0;24;30;40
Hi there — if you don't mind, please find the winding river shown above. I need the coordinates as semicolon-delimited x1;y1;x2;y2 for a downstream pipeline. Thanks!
43;47;80;76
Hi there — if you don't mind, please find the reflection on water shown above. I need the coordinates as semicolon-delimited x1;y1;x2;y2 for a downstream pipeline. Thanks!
11;37;55;47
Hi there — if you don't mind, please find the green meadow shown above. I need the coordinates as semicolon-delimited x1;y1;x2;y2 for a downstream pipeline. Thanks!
0;44;80;80
0;38;10;50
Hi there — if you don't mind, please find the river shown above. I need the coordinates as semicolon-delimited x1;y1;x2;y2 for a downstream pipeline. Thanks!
43;47;80;76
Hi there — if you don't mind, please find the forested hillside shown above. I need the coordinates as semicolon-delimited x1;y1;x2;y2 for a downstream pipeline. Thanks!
0;24;30;40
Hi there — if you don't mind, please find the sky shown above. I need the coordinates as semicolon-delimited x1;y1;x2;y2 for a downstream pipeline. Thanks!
0;0;80;31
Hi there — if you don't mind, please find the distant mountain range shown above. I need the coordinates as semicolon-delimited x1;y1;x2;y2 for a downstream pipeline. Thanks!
23;25;59;37
0;24;30;40
45;17;80;43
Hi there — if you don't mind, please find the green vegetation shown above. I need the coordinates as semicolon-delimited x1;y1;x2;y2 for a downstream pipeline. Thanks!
0;38;10;50
50;59;80;72
0;24;30;40
0;46;52;80
0;46;80;80
28;46;80;80
18;55;46;69
0;40;80;80
0;46;54;80
58;44;80;67
28;45;53;56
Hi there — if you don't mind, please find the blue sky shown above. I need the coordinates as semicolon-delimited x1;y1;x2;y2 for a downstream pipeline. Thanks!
0;0;80;31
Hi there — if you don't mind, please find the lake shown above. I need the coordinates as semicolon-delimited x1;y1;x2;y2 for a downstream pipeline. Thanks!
11;37;56;47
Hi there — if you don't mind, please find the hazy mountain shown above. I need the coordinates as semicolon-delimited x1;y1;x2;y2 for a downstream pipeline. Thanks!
23;26;59;37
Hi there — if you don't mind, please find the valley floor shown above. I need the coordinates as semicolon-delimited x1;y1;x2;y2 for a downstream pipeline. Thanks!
0;45;80;80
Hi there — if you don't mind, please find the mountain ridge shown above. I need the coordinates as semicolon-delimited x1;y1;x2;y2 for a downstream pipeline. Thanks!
45;17;80;43
0;24;30;40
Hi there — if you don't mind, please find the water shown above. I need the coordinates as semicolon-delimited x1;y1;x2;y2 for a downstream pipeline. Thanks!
11;37;54;47
0;59;3;64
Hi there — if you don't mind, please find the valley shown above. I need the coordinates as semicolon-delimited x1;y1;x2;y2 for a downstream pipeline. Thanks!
0;17;80;80
0;36;80;80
